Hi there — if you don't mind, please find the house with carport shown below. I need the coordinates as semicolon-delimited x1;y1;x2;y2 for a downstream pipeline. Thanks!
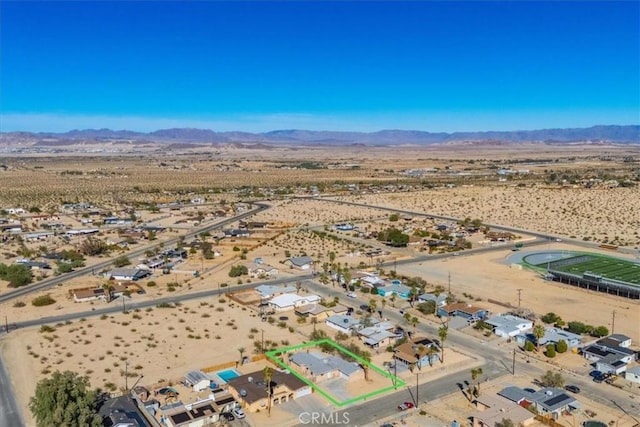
289;351;364;382
485;314;533;338
393;337;440;369
325;314;361;334
357;321;400;349
283;256;314;270
268;293;321;312
472;394;534;427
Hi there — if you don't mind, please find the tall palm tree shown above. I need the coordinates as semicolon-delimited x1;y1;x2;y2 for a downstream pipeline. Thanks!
237;347;245;366
427;346;438;367
438;325;448;363
263;366;274;416
532;324;546;352
470;367;484;398
368;298;377;315
102;283;113;303
411;316;419;335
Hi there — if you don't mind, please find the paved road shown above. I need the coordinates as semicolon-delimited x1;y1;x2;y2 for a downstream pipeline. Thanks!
0;352;22;427
0;203;270;304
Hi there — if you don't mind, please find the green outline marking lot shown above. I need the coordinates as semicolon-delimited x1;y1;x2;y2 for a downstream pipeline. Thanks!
265;339;406;407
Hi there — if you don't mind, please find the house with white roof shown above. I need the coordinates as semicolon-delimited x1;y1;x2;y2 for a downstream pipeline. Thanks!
485;314;533;338
357;321;399;349
255;284;297;300
184;370;211;392
268;293;320;312
516;327;582;349
625;366;640;384
417;292;448;307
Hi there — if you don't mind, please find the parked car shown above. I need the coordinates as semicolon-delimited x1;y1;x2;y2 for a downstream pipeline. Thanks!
232;407;246;419
565;385;580;393
347;292;357;298
593;373;606;383
359;304;372;313
221;412;235;422
397;401;414;411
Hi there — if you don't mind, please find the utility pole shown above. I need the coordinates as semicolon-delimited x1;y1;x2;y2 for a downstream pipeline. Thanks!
122;295;126;313
261;329;265;354
448;272;451;294
612;310;616;334
5;315;8;334
124;361;129;392
416;373;419;407
517;289;523;307
512;349;516;375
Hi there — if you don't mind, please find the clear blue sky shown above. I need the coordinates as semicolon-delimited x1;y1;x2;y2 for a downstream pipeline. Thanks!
1;1;638;132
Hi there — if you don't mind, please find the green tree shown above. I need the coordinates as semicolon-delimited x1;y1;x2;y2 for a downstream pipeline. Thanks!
567;321;587;334
532;324;546;351
524;341;535;352
470;367;484;398
112;255;131;268
556;340;568;353
417;301;436;315
541;312;561;324
0;263;33;288
263;366;274;416
545;344;556;358
438;325;448;363
29;370;102;427
229;265;248;277
592;326;609;337
495;419;516;427
539;370;564;387
389;213;399;222
56;262;73;274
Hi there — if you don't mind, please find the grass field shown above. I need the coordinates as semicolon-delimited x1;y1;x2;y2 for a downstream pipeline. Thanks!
548;256;640;286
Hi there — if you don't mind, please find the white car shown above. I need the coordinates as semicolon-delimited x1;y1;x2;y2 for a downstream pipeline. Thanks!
347;292;357;298
232;407;246;419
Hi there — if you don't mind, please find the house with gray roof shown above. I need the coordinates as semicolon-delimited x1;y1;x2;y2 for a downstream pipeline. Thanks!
255;284;297;299
283;256;314;270
357;321;400;349
184;370;211;392
595;353;629;375
498;386;579;417
289;351;363;382
109;268;151;281
417;292;448;307
485;314;533;338
516;327;581;349
325;314;361;334
98;395;152;427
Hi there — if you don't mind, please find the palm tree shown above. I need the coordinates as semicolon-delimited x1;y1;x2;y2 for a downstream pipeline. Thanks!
427;346;438;367
263;366;274;416
470;367;484;398
237;347;245;366
532;324;546;352
411;316;419;335
381;299;387;312
296;281;302;294
368;298;377;315
102;283;113;303
438;325;448;363
359;351;372;381
416;345;426;370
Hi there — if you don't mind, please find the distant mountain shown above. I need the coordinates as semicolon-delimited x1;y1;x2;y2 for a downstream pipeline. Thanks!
2;125;638;145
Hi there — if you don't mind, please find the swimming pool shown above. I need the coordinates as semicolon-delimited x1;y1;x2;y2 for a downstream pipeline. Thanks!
216;369;241;383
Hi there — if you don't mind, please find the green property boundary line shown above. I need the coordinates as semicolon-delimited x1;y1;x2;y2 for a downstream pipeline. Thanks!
265;339;406;407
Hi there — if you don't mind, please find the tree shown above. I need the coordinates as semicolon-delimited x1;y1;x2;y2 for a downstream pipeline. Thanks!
417;301;436;315
389;213;399;222
524;341;535;352
29;370;102;427
532;324;545;351
0;263;33;288
495;419;516;427
567;321;587;334
112;255;131;268
78;237;108;256
470;367;483;398
263;366;274;416
545;344;556;358
56;262;73;274
438;325;448;363
368;298;377;315
556;340;568;354
237;347;245;365
228;265;248;277
539;370;564;387
592;326;609;337
541;312;561;324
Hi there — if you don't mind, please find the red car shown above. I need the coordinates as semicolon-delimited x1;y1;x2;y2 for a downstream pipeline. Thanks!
397;401;414;411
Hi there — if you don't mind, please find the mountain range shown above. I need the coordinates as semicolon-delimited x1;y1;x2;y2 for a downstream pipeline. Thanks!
1;125;638;146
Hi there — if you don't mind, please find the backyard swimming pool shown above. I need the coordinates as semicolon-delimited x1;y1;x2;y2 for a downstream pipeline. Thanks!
216;369;241;383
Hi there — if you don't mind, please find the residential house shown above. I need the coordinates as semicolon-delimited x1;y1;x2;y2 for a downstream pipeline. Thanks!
377;282;411;299
357;321;400;349
184;370;211;392
417;293;448;307
248;264;279;279
437;303;488;320
294;303;348;322
23;232;55;241
625;366;640;384
289;352;363;382
227;370;311;413
16;260;51;271
485;314;533;338
223;229;250;238
498;386;579;419
255;284;297;300
268;293;321;312
516;327;581;349
393;337;440;369
472;394;534;427
161;398;219;427
109;268;151;281
325;314;361;334
283;256;314;270
582;338;636;363
596;354;629;375
98;395;152;427
604;334;632;348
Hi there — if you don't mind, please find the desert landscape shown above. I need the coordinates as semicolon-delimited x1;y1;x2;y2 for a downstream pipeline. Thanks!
1;141;639;427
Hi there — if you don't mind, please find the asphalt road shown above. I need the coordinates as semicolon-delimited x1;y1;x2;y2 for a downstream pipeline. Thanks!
0;353;22;427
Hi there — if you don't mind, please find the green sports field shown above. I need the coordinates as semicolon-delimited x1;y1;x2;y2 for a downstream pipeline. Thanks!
550;256;640;286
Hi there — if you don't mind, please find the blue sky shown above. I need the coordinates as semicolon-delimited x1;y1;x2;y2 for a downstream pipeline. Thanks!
1;1;638;133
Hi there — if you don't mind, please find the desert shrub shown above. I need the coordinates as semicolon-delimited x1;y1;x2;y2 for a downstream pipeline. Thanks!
524;341;535;352
0;263;33;288
556;340;568;353
13;301;26;308
32;295;56;307
545;344;556;358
